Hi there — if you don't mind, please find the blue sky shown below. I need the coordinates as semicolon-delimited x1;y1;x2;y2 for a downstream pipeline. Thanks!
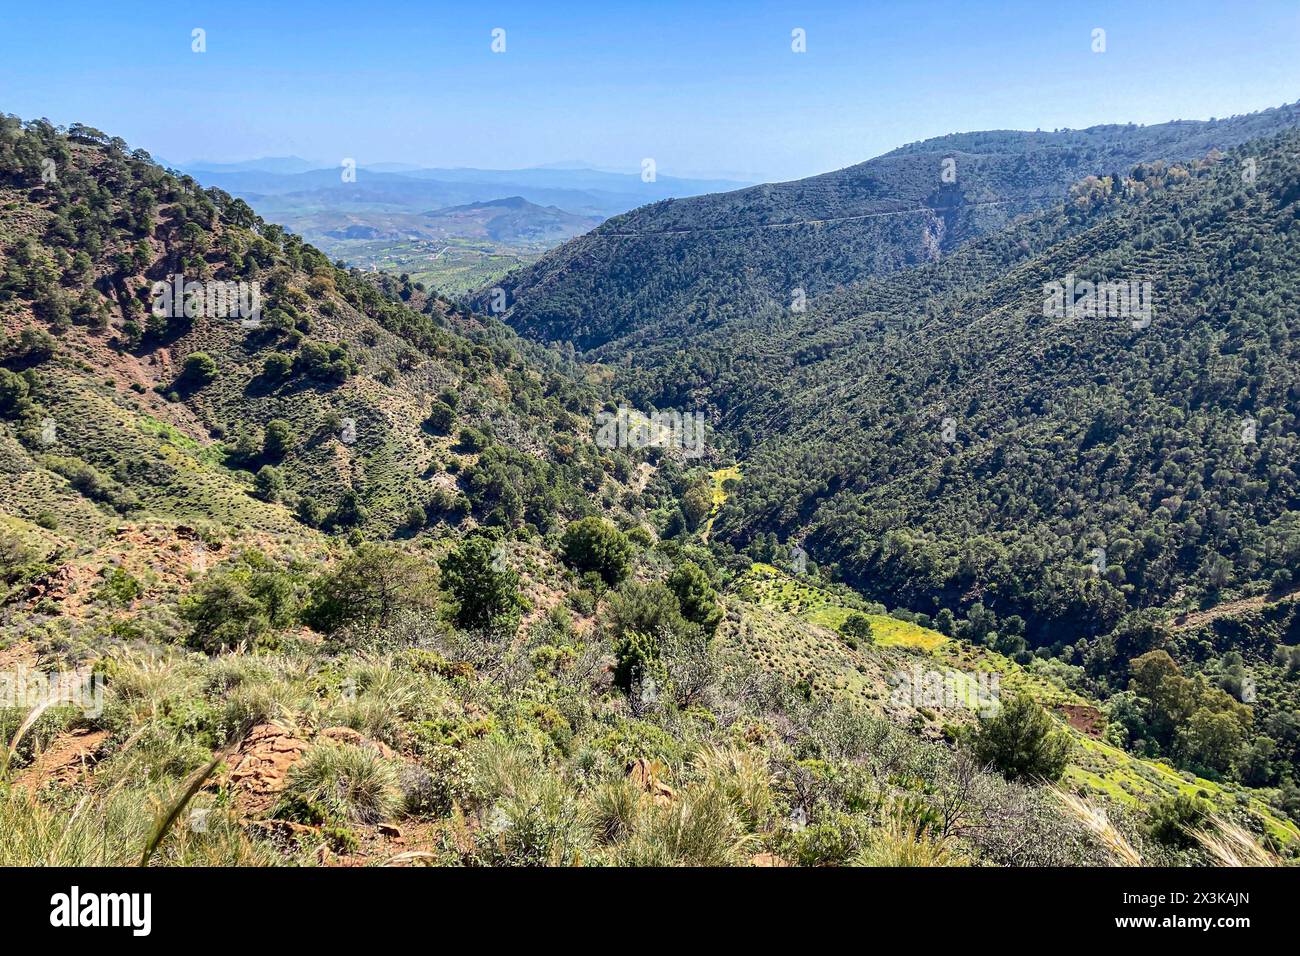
1;0;1297;182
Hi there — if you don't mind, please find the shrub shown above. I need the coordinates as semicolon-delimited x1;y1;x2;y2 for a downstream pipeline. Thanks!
424;400;455;435
279;742;401;825
456;427;486;453
839;613;874;644
0;368;34;418
968;693;1071;783
400;745;473;817
604;580;696;692
178;552;298;652
786;812;871;866
262;352;293;379
0;529;36;583
439;536;519;632
402;503;427;532
95;566;143;606
560;517;632;585
296;340;355;382
475;774;594;866
181;351;218;385
668;560;722;634
253;465;285;502
43;455;139;512
262;419;295;459
330;489;367;529
1146;794;1212;849
295;496;325;528
301;543;438;635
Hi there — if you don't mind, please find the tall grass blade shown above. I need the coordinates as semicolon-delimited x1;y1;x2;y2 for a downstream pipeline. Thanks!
139;734;243;867
1050;786;1142;867
2;693;65;780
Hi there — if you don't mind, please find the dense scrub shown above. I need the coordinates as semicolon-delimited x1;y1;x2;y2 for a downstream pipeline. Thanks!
1;112;1297;866
481;103;1300;354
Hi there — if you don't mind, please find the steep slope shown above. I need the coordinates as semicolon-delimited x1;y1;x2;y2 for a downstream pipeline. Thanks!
702;129;1300;650
3;113;1297;867
478;102;1300;355
0;114;641;553
729;562;1299;845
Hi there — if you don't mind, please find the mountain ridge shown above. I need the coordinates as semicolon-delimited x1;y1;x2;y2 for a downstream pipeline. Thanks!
477;100;1300;354
3;107;1299;869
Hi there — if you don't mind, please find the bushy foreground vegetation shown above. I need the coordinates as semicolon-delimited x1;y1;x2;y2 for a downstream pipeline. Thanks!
1;525;1290;867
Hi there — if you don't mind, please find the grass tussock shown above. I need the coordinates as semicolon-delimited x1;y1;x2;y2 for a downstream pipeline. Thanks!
0;785;280;867
1192;816;1279;868
278;741;402;826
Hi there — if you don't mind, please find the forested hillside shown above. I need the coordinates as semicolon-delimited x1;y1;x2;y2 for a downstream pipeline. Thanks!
707;131;1300;640
0;115;637;547
2;111;1296;868
676;129;1300;801
474;114;1300;809
478;103;1300;355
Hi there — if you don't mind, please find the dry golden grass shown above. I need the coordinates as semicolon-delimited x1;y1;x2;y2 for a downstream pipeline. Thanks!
1051;786;1142;866
1192;815;1279;867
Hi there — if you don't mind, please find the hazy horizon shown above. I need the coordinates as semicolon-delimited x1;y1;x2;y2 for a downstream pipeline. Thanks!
163;87;1299;185
166;155;758;184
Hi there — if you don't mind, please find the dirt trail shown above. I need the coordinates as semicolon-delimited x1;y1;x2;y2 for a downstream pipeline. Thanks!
0;640;37;671
1171;588;1300;631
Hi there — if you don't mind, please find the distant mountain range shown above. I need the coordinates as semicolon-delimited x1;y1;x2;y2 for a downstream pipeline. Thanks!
173;156;324;175
171;158;749;293
173;158;749;234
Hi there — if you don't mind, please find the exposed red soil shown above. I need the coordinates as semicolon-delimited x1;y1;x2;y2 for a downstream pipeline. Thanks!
14;727;110;792
1058;703;1105;738
219;723;311;816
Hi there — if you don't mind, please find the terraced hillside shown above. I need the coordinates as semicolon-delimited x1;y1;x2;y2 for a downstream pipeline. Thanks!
729;563;1300;846
478;102;1300;357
